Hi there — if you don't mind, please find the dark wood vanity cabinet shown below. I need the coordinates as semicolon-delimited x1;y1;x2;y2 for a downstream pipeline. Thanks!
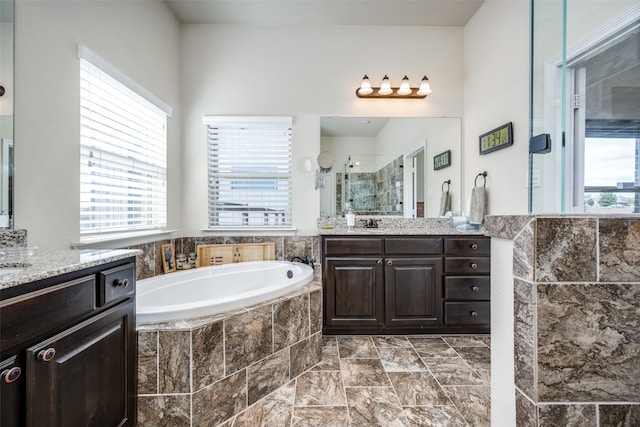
322;235;490;334
0;257;137;427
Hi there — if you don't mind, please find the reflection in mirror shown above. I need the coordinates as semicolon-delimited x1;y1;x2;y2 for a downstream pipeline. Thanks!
320;117;461;218
529;1;640;214
0;0;13;228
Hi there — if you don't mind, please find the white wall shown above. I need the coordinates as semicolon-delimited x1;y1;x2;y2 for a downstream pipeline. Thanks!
180;25;464;236
463;0;530;217
464;1;530;425
14;1;181;249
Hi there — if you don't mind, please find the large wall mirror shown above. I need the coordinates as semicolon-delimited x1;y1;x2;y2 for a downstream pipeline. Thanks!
0;0;13;228
529;1;640;214
319;117;461;218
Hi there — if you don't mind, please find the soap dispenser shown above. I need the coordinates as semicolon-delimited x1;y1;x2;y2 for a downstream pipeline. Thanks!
346;211;355;232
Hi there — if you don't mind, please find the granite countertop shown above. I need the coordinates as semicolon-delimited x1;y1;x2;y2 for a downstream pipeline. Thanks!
0;248;141;292
318;227;486;236
317;216;486;236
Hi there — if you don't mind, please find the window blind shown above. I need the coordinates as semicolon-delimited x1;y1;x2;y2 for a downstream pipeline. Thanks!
80;57;168;237
205;116;292;227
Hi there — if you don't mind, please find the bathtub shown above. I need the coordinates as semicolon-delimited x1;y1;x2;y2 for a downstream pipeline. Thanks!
136;260;314;323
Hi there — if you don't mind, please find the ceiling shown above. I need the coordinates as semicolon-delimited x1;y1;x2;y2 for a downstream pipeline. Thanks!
165;0;485;26
321;117;390;137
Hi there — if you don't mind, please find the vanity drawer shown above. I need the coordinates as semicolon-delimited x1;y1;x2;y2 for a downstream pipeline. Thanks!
444;237;490;256
444;276;490;300
444;301;490;325
444;257;490;275
98;263;135;307
385;237;443;255
324;237;384;256
0;275;96;352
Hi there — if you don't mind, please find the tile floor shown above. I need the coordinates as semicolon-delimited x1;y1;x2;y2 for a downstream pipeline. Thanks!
221;334;491;426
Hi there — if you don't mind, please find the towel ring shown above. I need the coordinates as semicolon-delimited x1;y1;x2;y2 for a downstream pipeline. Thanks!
475;171;487;187
442;180;451;192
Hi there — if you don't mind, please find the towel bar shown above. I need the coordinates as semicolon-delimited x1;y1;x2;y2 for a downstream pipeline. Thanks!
475;171;487;187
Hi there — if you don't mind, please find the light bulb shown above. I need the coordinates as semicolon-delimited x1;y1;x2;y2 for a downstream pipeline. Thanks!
357;75;373;95
378;75;393;95
417;76;432;96
397;75;412;95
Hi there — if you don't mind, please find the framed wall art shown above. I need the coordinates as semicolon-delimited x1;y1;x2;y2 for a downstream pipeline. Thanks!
433;150;451;170
479;122;513;155
161;243;176;273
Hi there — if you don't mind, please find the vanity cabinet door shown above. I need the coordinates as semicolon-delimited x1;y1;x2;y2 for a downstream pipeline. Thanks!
324;258;384;329
26;300;135;427
0;355;24;427
384;257;443;327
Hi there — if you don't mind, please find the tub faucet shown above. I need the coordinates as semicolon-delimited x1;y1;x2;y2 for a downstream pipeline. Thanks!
290;255;315;269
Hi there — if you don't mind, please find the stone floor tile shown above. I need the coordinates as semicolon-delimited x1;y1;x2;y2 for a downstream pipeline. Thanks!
294;371;346;406
444;385;491;426
341;358;391;387
337;336;378;358
403;405;468;427
422;357;485;386
388;371;451;406
378;347;427;372
345;387;410;427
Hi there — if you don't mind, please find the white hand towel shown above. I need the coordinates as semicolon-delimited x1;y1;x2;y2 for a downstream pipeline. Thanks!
439;191;451;217
469;186;486;225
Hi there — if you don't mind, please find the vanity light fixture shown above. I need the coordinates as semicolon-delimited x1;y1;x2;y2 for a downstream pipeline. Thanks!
356;75;432;99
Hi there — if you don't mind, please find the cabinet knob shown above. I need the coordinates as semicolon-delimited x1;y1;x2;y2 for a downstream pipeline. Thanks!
1;366;21;383
471;285;479;292
113;278;129;288
470;243;478;250
376;259;383;265
470;263;478;269
387;260;393;266
37;348;56;362
470;311;478;318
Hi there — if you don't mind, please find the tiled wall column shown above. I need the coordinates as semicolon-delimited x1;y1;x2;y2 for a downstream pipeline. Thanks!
488;216;640;426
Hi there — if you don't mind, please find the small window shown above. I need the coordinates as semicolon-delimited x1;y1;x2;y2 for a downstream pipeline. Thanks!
204;116;292;228
79;47;172;239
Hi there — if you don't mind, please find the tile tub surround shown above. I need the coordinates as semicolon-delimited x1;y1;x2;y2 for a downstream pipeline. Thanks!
136;281;322;427
485;215;640;426
126;234;321;281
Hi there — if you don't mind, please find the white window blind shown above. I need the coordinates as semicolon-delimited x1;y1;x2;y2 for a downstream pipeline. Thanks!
205;116;292;228
79;52;169;238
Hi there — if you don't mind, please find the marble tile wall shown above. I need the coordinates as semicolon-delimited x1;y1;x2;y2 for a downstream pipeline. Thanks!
486;215;640;427
127;234;320;281
335;155;403;216
136;283;322;427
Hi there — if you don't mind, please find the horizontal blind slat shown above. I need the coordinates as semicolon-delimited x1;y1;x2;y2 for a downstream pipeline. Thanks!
80;57;168;236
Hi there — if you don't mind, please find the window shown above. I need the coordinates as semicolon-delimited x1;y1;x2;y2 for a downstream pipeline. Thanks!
79;46;172;239
204;116;292;228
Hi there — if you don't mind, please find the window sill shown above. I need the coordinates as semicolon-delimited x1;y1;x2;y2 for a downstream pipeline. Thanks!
72;229;178;249
201;227;297;237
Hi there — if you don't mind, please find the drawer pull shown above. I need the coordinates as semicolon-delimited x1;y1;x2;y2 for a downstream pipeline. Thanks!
471;285;479;292
470;311;478;318
1;366;21;383
470;243;478;250
470;263;478;269
113;278;129;288
37;348;56;362
387;260;393;266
